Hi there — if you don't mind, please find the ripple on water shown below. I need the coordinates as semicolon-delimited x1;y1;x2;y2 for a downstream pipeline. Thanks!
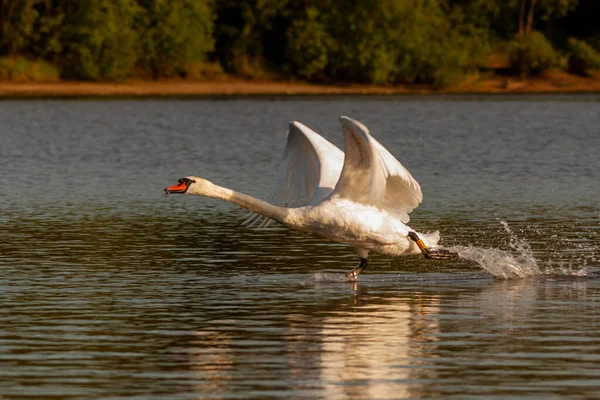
2;98;600;399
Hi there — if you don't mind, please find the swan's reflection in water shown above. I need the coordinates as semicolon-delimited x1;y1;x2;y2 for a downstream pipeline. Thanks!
182;279;447;398
178;274;599;399
319;294;440;399
187;329;235;396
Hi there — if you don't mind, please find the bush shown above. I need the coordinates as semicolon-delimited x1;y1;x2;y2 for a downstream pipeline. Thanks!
213;0;291;79
510;31;560;75
566;38;600;76
285;7;330;81
136;0;214;79
60;0;140;80
284;0;486;86
393;12;485;87
0;57;59;82
181;61;227;80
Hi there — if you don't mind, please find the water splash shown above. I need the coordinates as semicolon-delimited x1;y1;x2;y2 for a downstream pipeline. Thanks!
311;271;353;283
451;220;589;280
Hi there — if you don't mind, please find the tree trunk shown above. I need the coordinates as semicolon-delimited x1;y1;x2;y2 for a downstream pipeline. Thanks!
517;0;527;80
518;0;526;41
526;0;537;37
517;0;537;81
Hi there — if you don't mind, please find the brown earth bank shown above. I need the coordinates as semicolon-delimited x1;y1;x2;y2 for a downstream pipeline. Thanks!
1;70;600;97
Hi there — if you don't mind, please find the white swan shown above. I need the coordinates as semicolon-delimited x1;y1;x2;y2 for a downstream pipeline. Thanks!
165;116;457;279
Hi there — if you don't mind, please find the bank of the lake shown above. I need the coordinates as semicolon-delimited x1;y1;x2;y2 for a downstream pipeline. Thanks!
1;71;600;97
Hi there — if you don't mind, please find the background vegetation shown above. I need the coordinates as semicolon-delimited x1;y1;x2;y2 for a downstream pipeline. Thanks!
1;0;599;85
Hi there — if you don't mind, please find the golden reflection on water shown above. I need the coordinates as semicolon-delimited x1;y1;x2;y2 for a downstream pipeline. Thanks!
319;295;440;399
188;329;234;396
183;289;444;399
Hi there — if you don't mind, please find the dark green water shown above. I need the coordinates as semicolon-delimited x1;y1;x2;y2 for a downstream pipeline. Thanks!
1;97;599;399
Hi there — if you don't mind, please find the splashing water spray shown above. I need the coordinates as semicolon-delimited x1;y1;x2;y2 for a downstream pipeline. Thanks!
450;220;589;280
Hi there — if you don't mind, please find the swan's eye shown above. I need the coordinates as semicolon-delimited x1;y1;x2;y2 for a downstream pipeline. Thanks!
178;178;196;186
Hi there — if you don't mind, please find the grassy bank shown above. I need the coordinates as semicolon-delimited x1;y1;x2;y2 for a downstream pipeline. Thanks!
1;70;600;98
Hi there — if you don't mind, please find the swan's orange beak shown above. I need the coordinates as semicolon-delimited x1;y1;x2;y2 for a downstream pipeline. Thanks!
165;179;188;194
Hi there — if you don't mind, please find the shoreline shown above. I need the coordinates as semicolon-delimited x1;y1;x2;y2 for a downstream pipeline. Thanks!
1;73;600;98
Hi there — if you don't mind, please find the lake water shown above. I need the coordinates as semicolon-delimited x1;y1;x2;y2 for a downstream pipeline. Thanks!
1;96;599;399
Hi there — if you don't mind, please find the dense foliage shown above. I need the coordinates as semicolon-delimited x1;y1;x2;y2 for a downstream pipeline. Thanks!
0;0;599;83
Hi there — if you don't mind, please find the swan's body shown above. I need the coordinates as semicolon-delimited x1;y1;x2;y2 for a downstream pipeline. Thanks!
283;199;437;257
166;116;456;278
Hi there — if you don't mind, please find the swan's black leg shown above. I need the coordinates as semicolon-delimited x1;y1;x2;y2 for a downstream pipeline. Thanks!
345;258;368;280
408;231;459;260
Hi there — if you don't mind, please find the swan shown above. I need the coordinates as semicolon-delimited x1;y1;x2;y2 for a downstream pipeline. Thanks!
165;116;457;279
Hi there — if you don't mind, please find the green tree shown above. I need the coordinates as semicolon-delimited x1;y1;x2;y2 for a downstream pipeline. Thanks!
0;0;63;59
284;0;487;85
391;0;487;85
566;37;600;75
468;0;578;78
285;6;329;80
59;0;139;80
213;0;290;78
0;0;37;55
1;0;597;84
136;0;214;79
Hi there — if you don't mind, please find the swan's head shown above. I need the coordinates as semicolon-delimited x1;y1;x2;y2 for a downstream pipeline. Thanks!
164;176;214;195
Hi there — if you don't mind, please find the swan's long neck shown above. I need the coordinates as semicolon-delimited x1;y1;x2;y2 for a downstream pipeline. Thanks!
189;180;288;223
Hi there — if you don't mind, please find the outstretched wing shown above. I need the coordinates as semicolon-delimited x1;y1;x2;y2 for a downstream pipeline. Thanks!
330;116;422;223
245;121;344;228
270;121;344;207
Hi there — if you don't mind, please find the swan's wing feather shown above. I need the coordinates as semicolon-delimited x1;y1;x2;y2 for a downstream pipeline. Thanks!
245;121;343;228
331;117;387;205
306;128;344;205
269;123;320;208
371;136;422;222
271;121;343;206
331;116;422;223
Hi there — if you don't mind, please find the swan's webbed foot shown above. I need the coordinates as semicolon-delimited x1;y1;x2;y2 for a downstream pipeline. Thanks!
345;258;368;281
408;231;459;260
424;248;460;260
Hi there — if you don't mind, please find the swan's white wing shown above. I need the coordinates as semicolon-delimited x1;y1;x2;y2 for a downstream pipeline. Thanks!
371;135;423;220
272;121;344;207
245;121;344;227
330;116;422;223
